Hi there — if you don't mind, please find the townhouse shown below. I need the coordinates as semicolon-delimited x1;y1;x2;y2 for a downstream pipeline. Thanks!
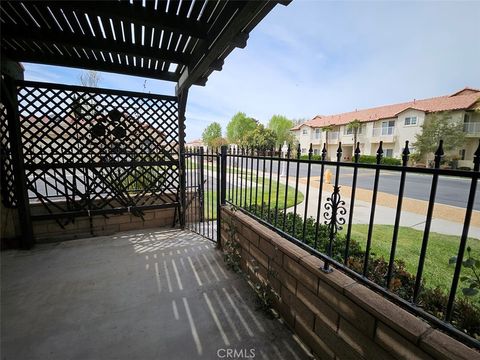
291;88;480;168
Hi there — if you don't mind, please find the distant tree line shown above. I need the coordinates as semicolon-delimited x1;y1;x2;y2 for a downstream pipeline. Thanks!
201;112;296;150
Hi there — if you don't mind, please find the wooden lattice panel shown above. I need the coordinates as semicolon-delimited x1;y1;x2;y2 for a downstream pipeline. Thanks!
0;103;16;208
16;81;180;217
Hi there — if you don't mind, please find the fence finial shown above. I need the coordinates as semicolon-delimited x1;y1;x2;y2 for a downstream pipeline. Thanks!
402;141;410;166
434;140;444;168
354;142;361;163
474;139;480;172
322;143;327;161
336;142;342;161
287;143;291;158
308;143;313;160
297;143;301;159
376;141;384;164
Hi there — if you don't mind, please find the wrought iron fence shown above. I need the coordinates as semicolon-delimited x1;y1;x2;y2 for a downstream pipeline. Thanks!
221;140;480;348
184;147;221;244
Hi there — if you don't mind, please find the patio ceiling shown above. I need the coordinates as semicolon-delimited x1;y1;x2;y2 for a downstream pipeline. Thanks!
0;0;288;94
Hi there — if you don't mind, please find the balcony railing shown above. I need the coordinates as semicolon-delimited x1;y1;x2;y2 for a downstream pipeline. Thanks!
372;127;395;137
212;141;480;349
464;122;480;135
327;132;339;143
311;134;323;144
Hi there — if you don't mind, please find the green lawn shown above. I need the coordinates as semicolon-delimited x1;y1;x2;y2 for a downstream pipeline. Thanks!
201;178;303;221
345;224;480;294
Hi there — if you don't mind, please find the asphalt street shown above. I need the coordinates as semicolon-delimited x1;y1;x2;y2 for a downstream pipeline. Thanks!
28;160;479;211
230;159;480;211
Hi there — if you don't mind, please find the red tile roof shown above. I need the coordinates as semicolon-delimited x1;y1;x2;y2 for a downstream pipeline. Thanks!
294;88;480;130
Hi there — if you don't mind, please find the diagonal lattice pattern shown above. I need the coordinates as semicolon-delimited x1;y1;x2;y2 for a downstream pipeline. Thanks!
16;81;180;218
0;104;16;208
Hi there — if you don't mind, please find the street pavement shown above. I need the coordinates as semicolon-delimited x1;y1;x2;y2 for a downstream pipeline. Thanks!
214;162;480;239
233;159;480;211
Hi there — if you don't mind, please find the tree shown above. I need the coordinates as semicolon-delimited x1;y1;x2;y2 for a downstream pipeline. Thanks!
210;137;228;149
268;115;295;147
347;119;362;156
226;112;257;144
72;70;102;120
202;122;223;148
243;124;277;150
80;70;101;87
323;124;336;152
413;112;465;161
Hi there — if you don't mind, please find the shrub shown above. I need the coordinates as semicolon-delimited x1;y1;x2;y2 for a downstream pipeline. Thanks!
299;154;323;161
449;246;480;297
419;287;480;339
240;203;480;339
348;256;417;300
358;155;402;166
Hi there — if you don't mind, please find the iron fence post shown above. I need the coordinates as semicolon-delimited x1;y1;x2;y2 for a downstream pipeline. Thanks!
217;146;228;249
199;147;205;223
220;145;227;206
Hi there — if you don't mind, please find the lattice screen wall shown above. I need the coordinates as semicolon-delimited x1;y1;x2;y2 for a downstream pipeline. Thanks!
0;103;16;208
1;80;181;220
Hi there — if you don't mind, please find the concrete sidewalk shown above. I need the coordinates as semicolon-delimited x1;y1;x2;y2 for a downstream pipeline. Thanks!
1;229;311;360
205;162;480;239
282;176;480;239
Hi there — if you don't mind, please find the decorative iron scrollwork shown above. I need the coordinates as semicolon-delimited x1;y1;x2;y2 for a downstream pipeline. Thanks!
324;185;347;236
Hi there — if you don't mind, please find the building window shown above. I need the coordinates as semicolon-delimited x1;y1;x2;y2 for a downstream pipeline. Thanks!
459;149;466;160
404;116;417;126
302;148;307;154
385;149;394;157
315;128;321;139
344;125;363;135
381;120;395;135
464;113;471;123
313;149;320;155
302;129;307;135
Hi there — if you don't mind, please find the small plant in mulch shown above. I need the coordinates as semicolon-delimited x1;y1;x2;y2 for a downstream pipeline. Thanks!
222;209;242;273
449;246;480;297
248;259;279;317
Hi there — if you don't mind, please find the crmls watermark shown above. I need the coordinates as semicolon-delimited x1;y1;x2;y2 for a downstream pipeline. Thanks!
216;348;256;359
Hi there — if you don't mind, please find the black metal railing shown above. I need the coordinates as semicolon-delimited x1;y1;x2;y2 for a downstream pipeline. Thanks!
220;140;480;348
184;147;221;244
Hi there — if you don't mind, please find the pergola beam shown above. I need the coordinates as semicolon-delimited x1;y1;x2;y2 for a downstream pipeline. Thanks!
47;1;209;39
176;1;276;95
6;52;179;83
3;25;191;66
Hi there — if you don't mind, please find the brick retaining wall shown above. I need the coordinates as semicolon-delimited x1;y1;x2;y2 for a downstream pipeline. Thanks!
1;193;200;246
33;207;177;243
220;206;479;360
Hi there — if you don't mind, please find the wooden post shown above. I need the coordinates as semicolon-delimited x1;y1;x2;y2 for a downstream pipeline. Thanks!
1;61;34;249
177;89;188;229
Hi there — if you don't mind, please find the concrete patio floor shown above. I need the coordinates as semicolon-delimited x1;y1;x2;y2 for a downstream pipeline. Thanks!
1;228;311;360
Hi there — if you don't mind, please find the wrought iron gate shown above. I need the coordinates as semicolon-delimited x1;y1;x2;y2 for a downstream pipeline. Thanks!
1;80;181;227
185;147;221;243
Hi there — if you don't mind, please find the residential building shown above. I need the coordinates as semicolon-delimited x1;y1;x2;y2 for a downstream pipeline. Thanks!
291;88;480;167
185;139;206;149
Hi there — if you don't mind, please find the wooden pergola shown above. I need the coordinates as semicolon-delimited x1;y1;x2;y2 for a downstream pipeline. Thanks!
0;0;288;248
1;0;287;93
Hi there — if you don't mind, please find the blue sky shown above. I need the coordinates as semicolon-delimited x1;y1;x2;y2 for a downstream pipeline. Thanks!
23;1;480;142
